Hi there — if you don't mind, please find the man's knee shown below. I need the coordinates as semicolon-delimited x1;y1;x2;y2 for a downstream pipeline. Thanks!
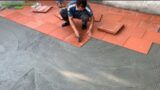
81;14;89;22
56;0;64;4
60;8;68;19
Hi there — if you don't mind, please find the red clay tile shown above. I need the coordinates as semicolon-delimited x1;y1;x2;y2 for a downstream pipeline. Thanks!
138;21;160;32
142;30;160;45
94;14;103;22
0;9;15;17
35;23;56;34
15;15;32;24
41;14;61;24
54;13;63;20
107;6;124;16
32;6;52;13
123;10;139;20
24;19;44;29
92;28;106;40
124;37;152;54
137;13;152;21
101;24;134;46
2;2;159;49
98;23;124;35
102;33;130;46
150;15;160;24
64;33;91;47
119;17;141;28
130;27;146;38
49;26;74;40
103;13;123;22
5;12;23;20
5;12;33;24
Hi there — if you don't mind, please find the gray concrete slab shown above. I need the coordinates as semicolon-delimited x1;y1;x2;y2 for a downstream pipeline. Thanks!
0;17;160;90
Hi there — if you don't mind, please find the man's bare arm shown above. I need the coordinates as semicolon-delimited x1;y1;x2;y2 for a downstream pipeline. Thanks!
69;17;80;38
87;16;94;36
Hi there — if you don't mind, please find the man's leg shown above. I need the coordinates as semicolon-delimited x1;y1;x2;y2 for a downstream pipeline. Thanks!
60;8;70;27
80;13;89;30
56;0;64;8
56;0;63;4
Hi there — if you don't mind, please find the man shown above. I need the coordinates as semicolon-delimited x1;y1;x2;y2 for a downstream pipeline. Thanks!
60;0;94;42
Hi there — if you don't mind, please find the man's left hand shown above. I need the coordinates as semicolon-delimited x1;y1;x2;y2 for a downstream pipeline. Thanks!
87;31;92;37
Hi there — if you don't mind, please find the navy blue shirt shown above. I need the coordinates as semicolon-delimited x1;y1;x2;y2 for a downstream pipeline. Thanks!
67;0;93;18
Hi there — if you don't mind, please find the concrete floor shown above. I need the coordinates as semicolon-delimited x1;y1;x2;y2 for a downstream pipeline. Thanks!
0;17;160;90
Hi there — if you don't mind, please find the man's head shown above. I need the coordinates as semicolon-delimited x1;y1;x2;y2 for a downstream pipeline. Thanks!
76;0;87;11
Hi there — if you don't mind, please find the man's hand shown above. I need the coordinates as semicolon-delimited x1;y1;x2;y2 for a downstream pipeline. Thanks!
87;30;92;37
69;17;81;42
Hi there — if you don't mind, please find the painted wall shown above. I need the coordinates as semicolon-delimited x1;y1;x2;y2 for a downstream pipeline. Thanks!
1;1;160;15
102;1;160;15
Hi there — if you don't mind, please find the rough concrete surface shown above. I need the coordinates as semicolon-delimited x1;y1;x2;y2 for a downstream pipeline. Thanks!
1;17;160;90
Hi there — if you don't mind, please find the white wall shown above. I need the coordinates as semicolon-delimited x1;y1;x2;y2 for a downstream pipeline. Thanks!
1;1;160;15
103;1;160;15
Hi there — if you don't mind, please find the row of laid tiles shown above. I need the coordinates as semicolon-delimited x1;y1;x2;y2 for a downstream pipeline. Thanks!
1;3;160;54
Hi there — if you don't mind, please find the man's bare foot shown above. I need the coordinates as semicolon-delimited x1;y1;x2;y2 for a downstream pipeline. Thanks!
62;21;70;27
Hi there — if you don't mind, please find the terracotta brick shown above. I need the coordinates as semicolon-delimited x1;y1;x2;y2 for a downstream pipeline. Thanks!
123;10;138;20
49;26;73;40
142;30;160;45
138;21;160;32
130;27;146;38
102;33;130;46
92;29;106;40
94;14;103;22
64;33;91;47
98;23;124;35
124;37;152;54
24;19;44;29
136;13;152;21
5;12;23;20
35;23;56;35
107;6;124;16
119;17;141;28
15;15;32;24
32;6;52;13
54;13;63;20
2;1;159;49
103;13;123;22
41;14;61;24
150;15;160;24
0;9;15;17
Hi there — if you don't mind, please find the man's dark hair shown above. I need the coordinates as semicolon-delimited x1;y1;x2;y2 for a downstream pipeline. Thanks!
76;0;87;8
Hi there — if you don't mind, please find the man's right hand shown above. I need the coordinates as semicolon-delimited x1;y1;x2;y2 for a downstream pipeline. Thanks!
76;36;81;42
69;17;81;42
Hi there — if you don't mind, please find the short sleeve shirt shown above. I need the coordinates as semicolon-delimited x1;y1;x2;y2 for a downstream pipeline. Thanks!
67;0;93;18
